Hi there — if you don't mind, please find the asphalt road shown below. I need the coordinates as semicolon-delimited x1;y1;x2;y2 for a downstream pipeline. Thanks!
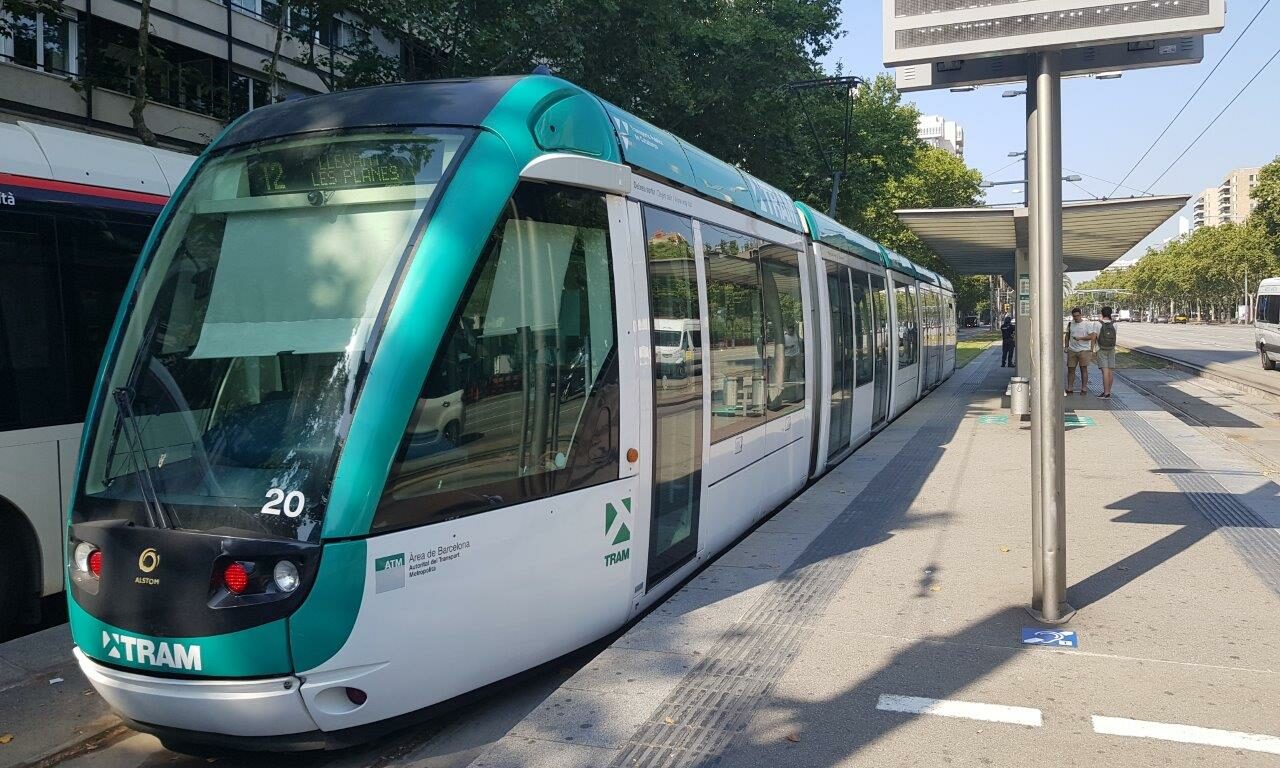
1114;322;1279;396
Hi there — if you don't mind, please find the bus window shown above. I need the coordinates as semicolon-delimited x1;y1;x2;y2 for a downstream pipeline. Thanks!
0;211;71;430
57;214;155;412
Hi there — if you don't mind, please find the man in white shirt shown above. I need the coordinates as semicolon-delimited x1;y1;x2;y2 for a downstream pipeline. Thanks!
1064;307;1099;394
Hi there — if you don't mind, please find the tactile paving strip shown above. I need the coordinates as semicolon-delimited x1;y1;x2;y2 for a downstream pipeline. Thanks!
1111;396;1280;598
609;356;1001;768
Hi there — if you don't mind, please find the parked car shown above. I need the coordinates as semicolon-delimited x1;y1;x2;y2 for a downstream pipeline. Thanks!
963;315;979;328
1257;278;1280;371
1172;314;1189;324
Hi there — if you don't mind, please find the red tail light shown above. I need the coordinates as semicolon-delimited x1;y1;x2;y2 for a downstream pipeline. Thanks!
88;550;103;578
223;562;250;594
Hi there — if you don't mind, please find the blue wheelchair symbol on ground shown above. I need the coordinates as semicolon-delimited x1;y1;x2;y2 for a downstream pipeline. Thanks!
1021;628;1079;648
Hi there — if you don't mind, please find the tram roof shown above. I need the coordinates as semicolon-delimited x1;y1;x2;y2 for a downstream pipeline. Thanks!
216;75;803;231
795;202;949;288
894;195;1190;275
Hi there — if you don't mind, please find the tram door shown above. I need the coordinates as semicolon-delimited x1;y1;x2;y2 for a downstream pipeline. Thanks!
642;207;703;588
826;262;854;458
869;274;891;427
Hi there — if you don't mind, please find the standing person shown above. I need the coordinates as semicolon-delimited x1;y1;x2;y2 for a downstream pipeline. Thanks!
1064;307;1099;394
1095;306;1117;398
1000;315;1016;367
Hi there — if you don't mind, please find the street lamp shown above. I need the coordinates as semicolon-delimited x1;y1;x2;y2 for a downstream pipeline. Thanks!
980;174;1081;188
1003;89;1026;98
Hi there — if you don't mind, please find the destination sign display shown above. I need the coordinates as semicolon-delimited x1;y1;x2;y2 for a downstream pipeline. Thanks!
246;138;441;197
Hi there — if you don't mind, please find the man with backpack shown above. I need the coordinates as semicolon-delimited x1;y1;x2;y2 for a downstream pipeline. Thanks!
1095;306;1117;399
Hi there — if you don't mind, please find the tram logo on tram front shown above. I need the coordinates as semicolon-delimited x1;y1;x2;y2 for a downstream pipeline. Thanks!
375;553;406;593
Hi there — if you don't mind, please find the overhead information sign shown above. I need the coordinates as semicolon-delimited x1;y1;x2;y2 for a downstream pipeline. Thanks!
884;0;1225;67
895;36;1204;92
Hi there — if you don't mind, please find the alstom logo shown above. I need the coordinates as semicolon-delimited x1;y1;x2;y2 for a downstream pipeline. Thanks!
102;630;202;671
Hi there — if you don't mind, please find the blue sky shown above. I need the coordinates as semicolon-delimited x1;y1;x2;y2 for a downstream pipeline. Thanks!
822;0;1280;278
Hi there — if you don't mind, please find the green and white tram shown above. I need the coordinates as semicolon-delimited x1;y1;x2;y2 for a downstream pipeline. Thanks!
66;75;955;749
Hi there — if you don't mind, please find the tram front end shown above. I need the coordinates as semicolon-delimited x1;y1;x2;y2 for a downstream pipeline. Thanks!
63;84;495;749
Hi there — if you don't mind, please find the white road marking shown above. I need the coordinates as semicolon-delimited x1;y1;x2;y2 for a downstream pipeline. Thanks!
1092;716;1280;755
876;695;1042;727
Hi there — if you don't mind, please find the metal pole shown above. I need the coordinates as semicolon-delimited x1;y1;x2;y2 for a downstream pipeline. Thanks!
1030;50;1074;624
828;170;842;218
1025;68;1042;612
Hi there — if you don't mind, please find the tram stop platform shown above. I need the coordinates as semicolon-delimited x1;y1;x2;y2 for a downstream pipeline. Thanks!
468;347;1280;768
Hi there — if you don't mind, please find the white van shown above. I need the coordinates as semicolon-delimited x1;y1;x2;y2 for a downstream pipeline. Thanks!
653;318;703;379
1257;277;1280;371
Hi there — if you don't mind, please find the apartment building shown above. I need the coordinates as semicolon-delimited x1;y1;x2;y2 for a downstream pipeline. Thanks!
1191;167;1262;229
917;114;964;159
0;0;398;151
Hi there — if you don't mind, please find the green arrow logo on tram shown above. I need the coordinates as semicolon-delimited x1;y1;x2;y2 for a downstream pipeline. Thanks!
605;498;631;546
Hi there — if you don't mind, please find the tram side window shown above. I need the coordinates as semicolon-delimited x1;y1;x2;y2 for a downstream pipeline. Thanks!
374;182;620;532
852;274;874;387
704;224;765;441
0;212;71;431
761;245;806;416
896;283;918;368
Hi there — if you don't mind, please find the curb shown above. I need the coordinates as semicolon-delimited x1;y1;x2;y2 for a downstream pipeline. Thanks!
1119;345;1280;404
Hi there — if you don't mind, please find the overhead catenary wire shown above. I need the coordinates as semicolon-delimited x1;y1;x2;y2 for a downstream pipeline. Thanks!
1143;41;1280;193
1063;166;1149;197
1106;0;1273;198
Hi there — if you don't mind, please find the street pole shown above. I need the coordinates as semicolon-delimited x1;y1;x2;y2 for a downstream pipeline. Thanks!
1025;72;1042;612
1029;50;1074;624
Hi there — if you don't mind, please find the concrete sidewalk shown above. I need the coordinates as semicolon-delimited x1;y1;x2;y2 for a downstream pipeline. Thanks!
468;348;1280;768
0;624;118;767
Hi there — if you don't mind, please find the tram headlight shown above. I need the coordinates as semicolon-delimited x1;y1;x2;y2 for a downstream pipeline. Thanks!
73;541;96;575
273;560;300;593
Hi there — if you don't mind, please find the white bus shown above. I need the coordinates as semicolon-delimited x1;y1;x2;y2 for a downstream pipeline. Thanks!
1258;277;1280;371
0;121;193;633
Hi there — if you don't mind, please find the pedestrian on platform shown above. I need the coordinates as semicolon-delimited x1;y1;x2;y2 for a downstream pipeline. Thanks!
1000;315;1016;367
1095;306;1117;398
1064;307;1098;394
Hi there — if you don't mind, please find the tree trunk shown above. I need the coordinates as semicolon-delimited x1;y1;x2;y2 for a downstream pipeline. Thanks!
268;0;290;102
130;0;157;146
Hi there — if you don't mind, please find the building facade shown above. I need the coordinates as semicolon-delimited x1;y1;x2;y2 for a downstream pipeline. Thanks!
917;114;964;158
0;0;397;152
1191;167;1261;229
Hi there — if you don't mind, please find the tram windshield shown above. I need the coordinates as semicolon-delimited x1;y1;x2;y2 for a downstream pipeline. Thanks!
74;129;470;542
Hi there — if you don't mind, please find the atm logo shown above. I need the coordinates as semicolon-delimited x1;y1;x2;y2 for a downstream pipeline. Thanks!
374;553;406;593
102;631;202;671
604;498;632;568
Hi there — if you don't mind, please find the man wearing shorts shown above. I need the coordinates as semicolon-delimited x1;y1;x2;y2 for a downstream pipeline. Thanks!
1064;307;1098;394
1095;306;1117;398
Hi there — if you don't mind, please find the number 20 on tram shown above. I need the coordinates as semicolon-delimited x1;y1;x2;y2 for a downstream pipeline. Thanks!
66;75;954;750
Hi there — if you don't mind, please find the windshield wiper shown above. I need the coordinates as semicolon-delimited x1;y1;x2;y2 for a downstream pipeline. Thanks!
111;387;171;529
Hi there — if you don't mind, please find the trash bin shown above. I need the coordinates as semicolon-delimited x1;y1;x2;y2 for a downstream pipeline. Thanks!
1010;377;1030;417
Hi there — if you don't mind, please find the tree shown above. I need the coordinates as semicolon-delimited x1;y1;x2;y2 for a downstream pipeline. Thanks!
1249;156;1280;251
129;0;158;146
1085;223;1280;319
858;143;985;273
0;0;64;38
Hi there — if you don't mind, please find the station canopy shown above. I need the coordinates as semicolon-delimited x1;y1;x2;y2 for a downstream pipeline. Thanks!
894;195;1189;275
